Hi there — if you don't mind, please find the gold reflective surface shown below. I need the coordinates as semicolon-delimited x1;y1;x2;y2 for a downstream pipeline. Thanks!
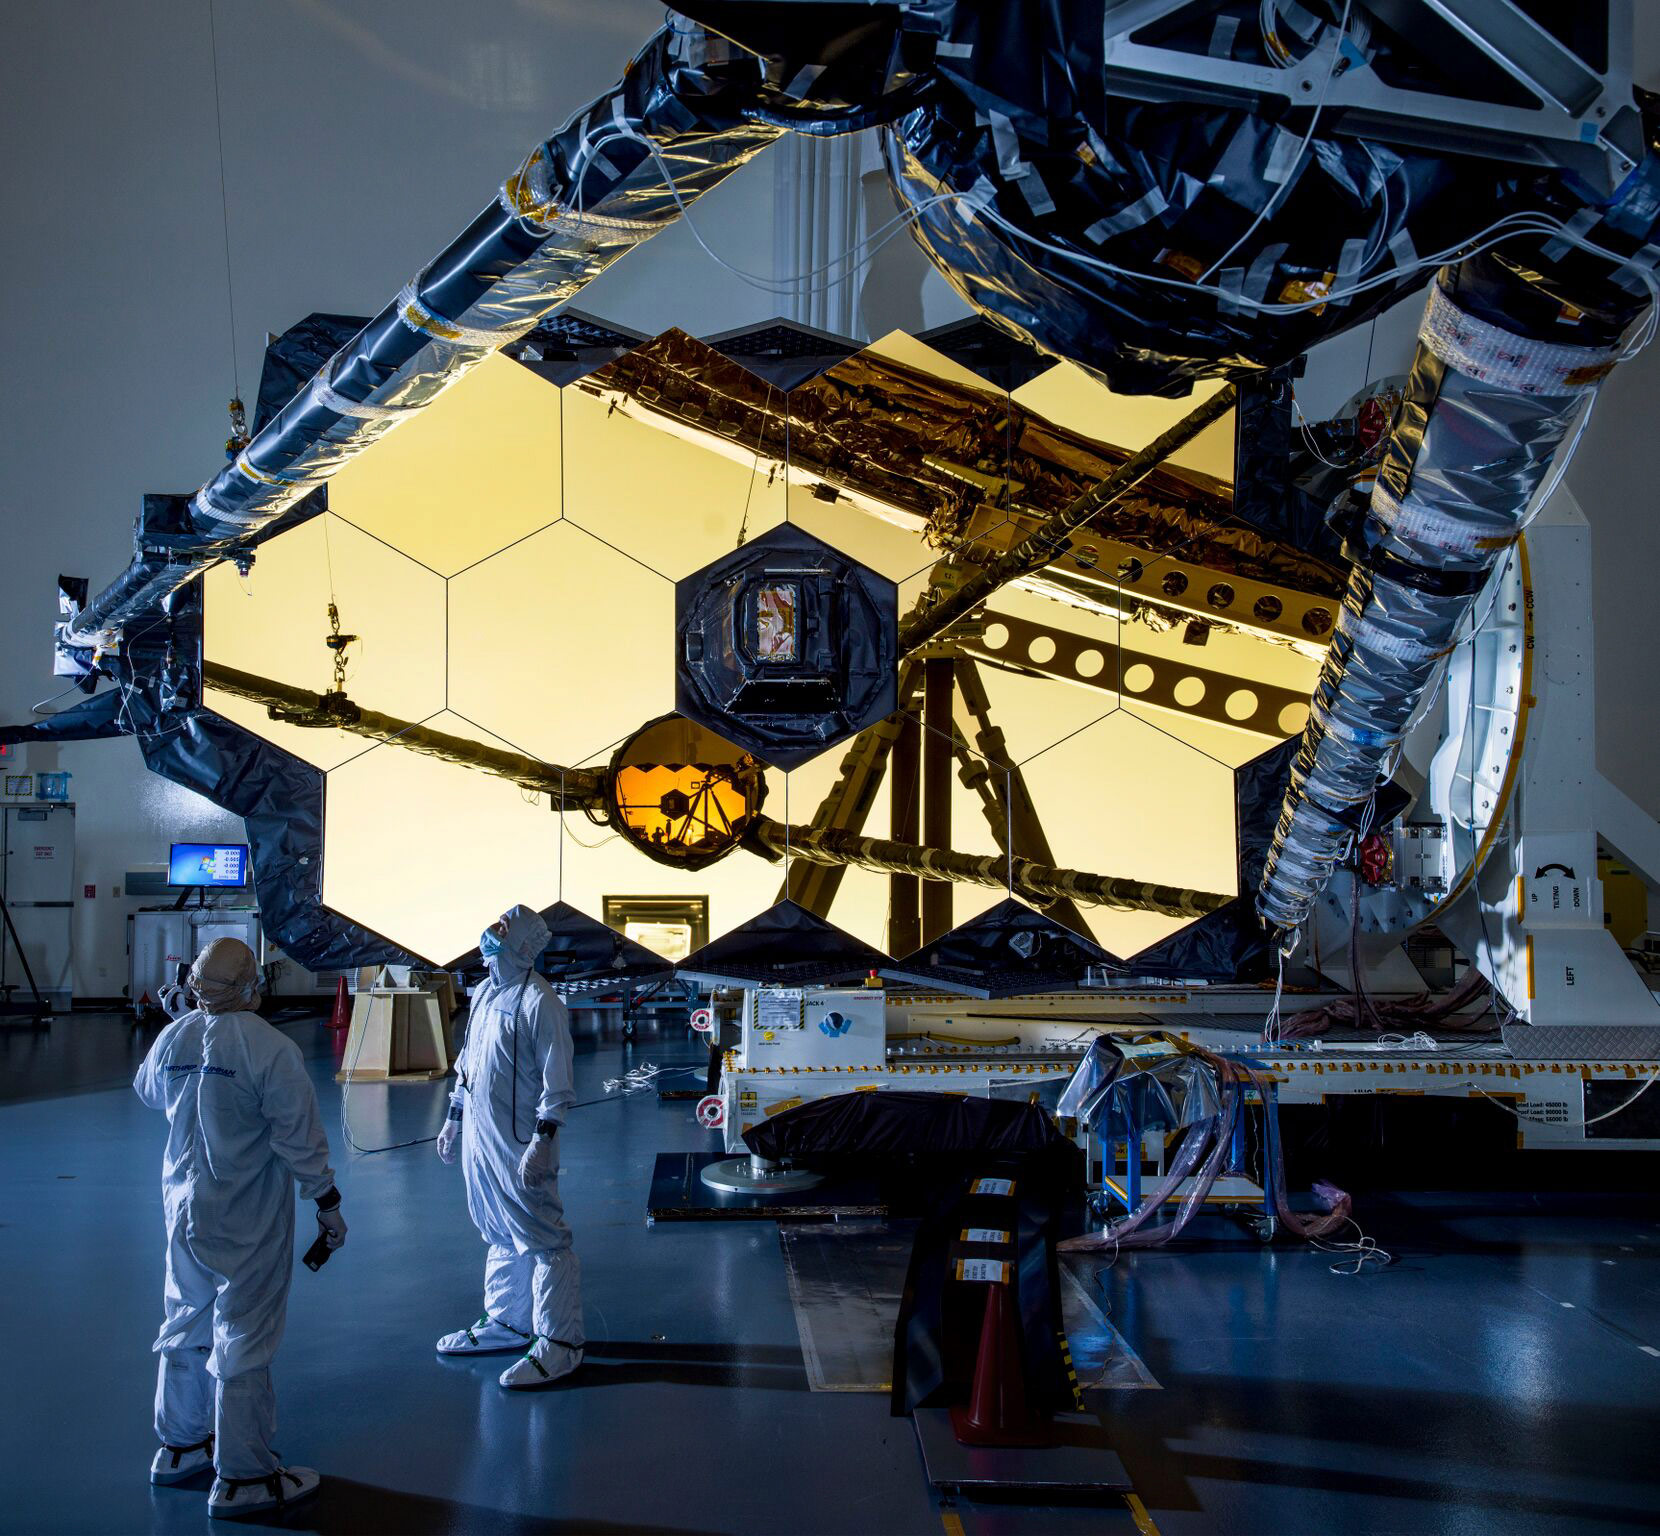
325;352;561;577
202;326;1330;966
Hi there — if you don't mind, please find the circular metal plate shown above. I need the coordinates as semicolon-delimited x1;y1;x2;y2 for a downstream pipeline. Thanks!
699;1158;824;1195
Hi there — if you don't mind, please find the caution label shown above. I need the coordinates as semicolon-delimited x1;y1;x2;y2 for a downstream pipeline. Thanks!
954;1258;1010;1284
969;1177;1015;1197
959;1227;1010;1245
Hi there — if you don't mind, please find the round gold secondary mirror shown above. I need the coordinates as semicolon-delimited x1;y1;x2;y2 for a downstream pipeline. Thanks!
606;715;768;870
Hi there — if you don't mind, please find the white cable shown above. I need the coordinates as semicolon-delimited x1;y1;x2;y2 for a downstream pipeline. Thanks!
976;201;1660;339
29;679;104;716
589;109;1660;366
339;988;441;1156
600;1060;698;1096
1374;1030;1440;1051
1584;1071;1660;1126
1200;0;1352;284
1459;1068;1660;1127
1311;1215;1393;1274
1261;945;1287;1045
581;121;964;299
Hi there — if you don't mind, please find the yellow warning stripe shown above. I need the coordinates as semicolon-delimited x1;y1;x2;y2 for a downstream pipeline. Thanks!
940;1512;966;1536
1125;1493;1163;1535
1057;1330;1084;1410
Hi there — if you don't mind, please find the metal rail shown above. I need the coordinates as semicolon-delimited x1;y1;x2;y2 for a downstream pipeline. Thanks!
202;662;1231;918
201;663;608;804
899;385;1240;656
748;817;1231;920
954;608;1313;740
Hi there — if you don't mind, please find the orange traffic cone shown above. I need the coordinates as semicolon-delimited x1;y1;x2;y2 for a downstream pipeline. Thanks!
329;976;351;1031
950;1281;1053;1448
328;977;352;1069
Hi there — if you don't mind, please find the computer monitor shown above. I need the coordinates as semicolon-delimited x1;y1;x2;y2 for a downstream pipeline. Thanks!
168;843;249;888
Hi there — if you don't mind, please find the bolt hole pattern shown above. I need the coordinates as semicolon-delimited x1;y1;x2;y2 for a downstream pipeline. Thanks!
1027;635;1057;664
1161;570;1189;598
1206;582;1235;610
1123;663;1155;694
1173;676;1206;707
1253;595;1282;622
982;622;1009;650
1075;649;1105;678
1224;689;1258;721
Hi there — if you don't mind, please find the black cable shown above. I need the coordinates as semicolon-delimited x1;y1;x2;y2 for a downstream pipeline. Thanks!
205;0;241;399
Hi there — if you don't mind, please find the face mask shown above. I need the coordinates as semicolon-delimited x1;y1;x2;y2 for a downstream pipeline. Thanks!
480;929;504;959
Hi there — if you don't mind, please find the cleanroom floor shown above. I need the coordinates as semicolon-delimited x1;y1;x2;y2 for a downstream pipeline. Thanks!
2;1011;1657;1536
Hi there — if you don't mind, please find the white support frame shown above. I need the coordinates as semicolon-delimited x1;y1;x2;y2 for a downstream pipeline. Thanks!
1437;494;1660;1037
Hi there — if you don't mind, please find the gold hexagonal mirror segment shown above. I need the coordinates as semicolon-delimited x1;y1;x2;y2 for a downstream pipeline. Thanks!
320;713;564;966
202;512;446;772
323;351;561;578
446;519;676;771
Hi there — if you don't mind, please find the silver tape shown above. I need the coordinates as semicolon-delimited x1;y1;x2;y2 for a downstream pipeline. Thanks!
394;278;533;350
1084;186;1168;244
313;380;409;421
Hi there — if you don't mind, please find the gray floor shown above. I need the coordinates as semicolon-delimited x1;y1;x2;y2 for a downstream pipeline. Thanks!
2;1011;1657;1535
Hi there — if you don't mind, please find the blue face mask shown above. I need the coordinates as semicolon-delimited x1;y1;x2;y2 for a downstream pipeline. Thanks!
480;928;503;959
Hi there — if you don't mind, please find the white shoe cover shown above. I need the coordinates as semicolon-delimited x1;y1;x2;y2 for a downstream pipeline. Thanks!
150;1441;213;1485
208;1465;321;1520
499;1336;583;1391
436;1315;531;1355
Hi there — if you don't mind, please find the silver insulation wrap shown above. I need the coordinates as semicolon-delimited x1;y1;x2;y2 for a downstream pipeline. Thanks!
65;21;783;646
1256;273;1626;936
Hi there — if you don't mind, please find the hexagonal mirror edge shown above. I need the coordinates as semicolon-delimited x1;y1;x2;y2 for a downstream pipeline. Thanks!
1124;735;1298;979
676;900;892;989
881;895;1129;998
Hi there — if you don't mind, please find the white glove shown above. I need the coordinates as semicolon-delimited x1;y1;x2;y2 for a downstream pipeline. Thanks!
437;1117;460;1165
316;1205;347;1251
517;1134;557;1189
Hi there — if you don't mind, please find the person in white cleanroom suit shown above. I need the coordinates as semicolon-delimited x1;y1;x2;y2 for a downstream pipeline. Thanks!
436;904;585;1390
135;937;345;1520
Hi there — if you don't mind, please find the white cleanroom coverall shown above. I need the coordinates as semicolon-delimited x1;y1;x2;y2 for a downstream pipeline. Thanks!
135;995;338;1481
440;904;584;1387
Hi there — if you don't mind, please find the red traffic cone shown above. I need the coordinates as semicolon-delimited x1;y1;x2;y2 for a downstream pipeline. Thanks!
328;976;351;1032
950;1280;1053;1448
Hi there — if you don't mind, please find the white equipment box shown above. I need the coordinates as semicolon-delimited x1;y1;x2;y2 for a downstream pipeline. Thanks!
129;906;263;1019
739;986;887;1069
